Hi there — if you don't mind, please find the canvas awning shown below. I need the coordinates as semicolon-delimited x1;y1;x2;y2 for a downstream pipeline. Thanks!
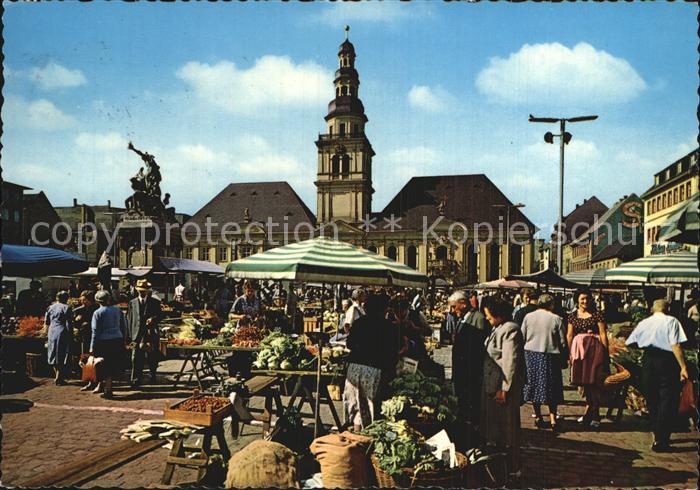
225;236;427;288
1;244;88;277
563;269;609;286
606;250;699;284
506;269;584;289
475;278;536;289
658;192;699;245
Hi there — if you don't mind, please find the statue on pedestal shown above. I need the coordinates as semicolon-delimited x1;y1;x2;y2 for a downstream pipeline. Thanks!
124;142;174;221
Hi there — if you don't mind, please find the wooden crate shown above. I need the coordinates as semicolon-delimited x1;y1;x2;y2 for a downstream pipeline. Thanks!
25;352;51;377
303;316;320;333
163;395;233;427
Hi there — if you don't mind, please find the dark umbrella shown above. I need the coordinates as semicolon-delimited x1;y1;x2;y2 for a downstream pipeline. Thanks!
1;244;88;278
506;268;584;290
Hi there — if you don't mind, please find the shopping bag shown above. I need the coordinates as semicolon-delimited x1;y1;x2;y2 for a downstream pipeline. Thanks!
678;379;696;417
80;355;104;382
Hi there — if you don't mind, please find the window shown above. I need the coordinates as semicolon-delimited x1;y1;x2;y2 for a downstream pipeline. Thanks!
680;185;685;201
488;244;500;280
407;245;417;269
467;242;478;283
647;202;652;215
240;245;253;258
218;247;228;262
436;245;447;261
673;188;678;205
200;247;210;261
331;155;340;176
185;247;194;260
352;124;359;136
687;182;692;199
329;126;333;136
662;194;667;209
387;245;397;261
341;155;350;176
509;244;522;275
339;123;345;136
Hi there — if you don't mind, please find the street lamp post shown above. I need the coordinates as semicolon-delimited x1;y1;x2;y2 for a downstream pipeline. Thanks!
492;202;525;276
529;114;598;274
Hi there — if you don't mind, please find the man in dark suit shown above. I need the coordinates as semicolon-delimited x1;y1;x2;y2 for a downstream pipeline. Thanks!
126;279;162;386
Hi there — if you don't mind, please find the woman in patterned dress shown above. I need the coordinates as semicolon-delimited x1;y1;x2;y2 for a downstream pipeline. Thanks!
567;289;609;428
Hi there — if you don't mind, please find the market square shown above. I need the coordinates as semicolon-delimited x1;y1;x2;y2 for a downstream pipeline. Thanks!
1;3;698;489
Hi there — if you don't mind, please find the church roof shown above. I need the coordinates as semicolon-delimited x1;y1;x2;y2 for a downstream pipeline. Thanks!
185;182;316;234
338;39;355;56
373;174;536;232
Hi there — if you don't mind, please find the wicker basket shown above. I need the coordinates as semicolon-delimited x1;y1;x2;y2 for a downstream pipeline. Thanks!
371;452;467;488
604;362;631;386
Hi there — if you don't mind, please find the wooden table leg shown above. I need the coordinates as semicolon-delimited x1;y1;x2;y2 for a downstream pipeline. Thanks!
161;438;183;484
324;385;343;429
172;353;194;388
214;424;231;461
197;431;213;483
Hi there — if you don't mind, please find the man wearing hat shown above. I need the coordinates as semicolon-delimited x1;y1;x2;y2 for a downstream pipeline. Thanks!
126;279;162;386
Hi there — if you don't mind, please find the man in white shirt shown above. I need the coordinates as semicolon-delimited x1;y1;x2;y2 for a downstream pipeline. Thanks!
343;288;366;332
626;299;689;451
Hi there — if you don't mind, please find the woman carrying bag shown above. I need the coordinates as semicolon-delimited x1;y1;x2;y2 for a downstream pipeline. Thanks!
90;290;128;399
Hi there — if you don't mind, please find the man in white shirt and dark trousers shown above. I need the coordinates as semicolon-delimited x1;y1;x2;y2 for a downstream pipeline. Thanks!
343;288;366;333
626;299;689;452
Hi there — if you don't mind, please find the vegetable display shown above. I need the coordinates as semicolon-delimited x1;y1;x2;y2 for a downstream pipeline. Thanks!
16;317;46;337
176;396;230;413
169;338;202;346
361;419;444;477
252;332;315;371
231;326;265;348
382;372;458;423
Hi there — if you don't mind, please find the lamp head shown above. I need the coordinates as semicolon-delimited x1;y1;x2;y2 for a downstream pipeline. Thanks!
544;132;554;144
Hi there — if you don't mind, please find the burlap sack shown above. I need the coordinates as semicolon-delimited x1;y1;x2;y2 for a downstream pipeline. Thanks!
224;440;299;489
309;431;373;488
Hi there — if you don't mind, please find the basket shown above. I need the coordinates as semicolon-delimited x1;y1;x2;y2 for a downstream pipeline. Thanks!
604;362;631;386
371;452;467;488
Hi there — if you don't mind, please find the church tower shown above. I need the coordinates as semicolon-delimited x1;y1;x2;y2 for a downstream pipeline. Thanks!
315;27;375;224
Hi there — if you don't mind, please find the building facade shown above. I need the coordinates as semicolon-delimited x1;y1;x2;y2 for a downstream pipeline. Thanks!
2;181;30;245
642;148;699;256
557;196;609;274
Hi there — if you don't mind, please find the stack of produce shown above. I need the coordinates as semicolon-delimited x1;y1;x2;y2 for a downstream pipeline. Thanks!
320;346;349;374
169;338;202;346
177;396;230;412
232;326;265;348
322;310;339;329
252;332;315;371
16;317;46;337
2;317;20;335
381;372;458;424
120;419;203;443
361;419;444;477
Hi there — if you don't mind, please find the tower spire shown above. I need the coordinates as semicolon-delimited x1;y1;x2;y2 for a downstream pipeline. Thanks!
345;25;350;41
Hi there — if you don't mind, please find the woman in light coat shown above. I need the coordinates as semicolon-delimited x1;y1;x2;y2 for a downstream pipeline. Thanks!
480;297;526;485
45;291;74;385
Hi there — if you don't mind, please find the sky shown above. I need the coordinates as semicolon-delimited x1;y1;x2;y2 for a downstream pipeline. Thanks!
2;2;698;238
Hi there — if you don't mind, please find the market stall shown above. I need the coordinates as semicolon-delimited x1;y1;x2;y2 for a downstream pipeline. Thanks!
1;244;89;277
474;278;535;289
506;268;584;290
605;250;699;284
226;236;428;437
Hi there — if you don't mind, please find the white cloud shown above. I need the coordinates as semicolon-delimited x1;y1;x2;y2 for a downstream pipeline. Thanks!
407;85;454;113
3;97;76;130
176;56;332;115
385;146;441;167
75;132;128;151
313;2;418;26
475;42;647;105
30;62;87;90
177;144;217;163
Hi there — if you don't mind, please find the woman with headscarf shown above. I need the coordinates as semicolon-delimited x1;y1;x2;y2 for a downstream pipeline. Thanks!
45;291;74;385
91;290;128;399
567;289;609;428
480;297;526;484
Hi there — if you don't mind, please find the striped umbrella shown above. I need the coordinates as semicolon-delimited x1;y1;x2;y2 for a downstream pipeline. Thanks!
225;236;427;287
606;250;699;284
564;269;609;286
659;192;699;245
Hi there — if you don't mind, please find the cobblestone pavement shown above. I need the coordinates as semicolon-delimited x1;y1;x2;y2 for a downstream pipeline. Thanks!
1;350;698;488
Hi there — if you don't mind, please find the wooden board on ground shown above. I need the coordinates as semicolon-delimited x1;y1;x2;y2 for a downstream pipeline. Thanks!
24;438;164;487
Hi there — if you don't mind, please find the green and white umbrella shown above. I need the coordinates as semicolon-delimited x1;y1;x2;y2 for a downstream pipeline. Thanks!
659;192;699;245
606;250;699;284
226;236;427;288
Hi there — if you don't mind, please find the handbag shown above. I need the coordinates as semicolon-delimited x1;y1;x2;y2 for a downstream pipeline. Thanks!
678;379;696;417
80;355;104;382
